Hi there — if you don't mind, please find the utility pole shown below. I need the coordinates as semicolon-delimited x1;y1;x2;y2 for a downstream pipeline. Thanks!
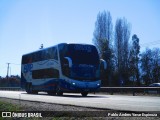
6;63;10;79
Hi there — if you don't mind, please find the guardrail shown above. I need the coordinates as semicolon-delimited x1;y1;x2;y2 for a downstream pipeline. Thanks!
100;87;160;96
0;87;21;91
0;87;160;96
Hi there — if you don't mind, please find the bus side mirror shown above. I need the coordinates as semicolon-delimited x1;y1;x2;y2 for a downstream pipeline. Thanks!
100;59;107;70
64;57;72;68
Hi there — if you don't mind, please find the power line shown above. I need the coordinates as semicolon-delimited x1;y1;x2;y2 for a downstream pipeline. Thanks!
9;63;20;65
140;40;160;48
141;40;160;46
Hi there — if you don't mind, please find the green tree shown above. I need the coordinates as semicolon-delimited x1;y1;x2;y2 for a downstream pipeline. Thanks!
114;18;131;86
150;48;160;83
93;11;113;86
129;34;140;86
141;48;160;85
140;48;153;85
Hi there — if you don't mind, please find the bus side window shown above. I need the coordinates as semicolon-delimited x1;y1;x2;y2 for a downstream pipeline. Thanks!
51;47;58;60
50;48;54;59
45;50;50;60
43;50;46;60
62;58;70;76
32;68;59;79
54;49;58;60
22;56;26;64
36;51;41;61
53;69;59;78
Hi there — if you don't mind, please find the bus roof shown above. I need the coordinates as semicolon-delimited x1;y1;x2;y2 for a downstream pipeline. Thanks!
22;43;67;56
22;43;95;56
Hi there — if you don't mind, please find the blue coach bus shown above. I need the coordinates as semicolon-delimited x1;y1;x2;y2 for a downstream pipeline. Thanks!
21;43;106;96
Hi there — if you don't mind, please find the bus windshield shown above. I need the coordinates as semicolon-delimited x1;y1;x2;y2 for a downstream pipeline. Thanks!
67;44;99;65
59;44;100;80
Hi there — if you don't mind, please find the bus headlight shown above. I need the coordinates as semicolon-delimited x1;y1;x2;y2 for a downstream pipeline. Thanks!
97;84;100;86
72;83;75;85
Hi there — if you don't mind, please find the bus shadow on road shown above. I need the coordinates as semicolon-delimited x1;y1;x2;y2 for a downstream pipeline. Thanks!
58;94;108;98
22;92;108;98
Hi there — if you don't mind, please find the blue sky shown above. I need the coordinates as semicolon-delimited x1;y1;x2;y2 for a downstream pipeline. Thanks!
0;0;160;77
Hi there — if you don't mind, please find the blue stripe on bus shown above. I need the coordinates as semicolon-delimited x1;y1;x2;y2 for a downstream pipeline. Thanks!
22;74;101;92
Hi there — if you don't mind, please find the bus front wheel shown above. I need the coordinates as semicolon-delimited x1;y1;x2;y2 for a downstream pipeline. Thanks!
56;86;63;96
26;83;37;94
47;91;56;96
81;92;88;97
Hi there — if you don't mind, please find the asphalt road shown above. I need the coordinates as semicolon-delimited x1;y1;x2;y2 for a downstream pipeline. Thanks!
0;91;160;112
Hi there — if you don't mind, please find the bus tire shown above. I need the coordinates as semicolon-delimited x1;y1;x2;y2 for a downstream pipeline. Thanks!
26;83;36;94
32;91;38;94
56;86;63;96
81;92;88;97
47;91;56;96
29;85;33;94
26;83;32;94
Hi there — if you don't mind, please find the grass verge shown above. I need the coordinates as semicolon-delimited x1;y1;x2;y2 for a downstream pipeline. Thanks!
0;100;21;111
0;100;22;120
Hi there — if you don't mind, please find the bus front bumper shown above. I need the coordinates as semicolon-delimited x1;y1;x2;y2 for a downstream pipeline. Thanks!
59;79;101;92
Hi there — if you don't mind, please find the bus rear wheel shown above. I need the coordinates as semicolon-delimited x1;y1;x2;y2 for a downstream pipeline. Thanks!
81;92;88;97
26;83;32;94
26;83;37;94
